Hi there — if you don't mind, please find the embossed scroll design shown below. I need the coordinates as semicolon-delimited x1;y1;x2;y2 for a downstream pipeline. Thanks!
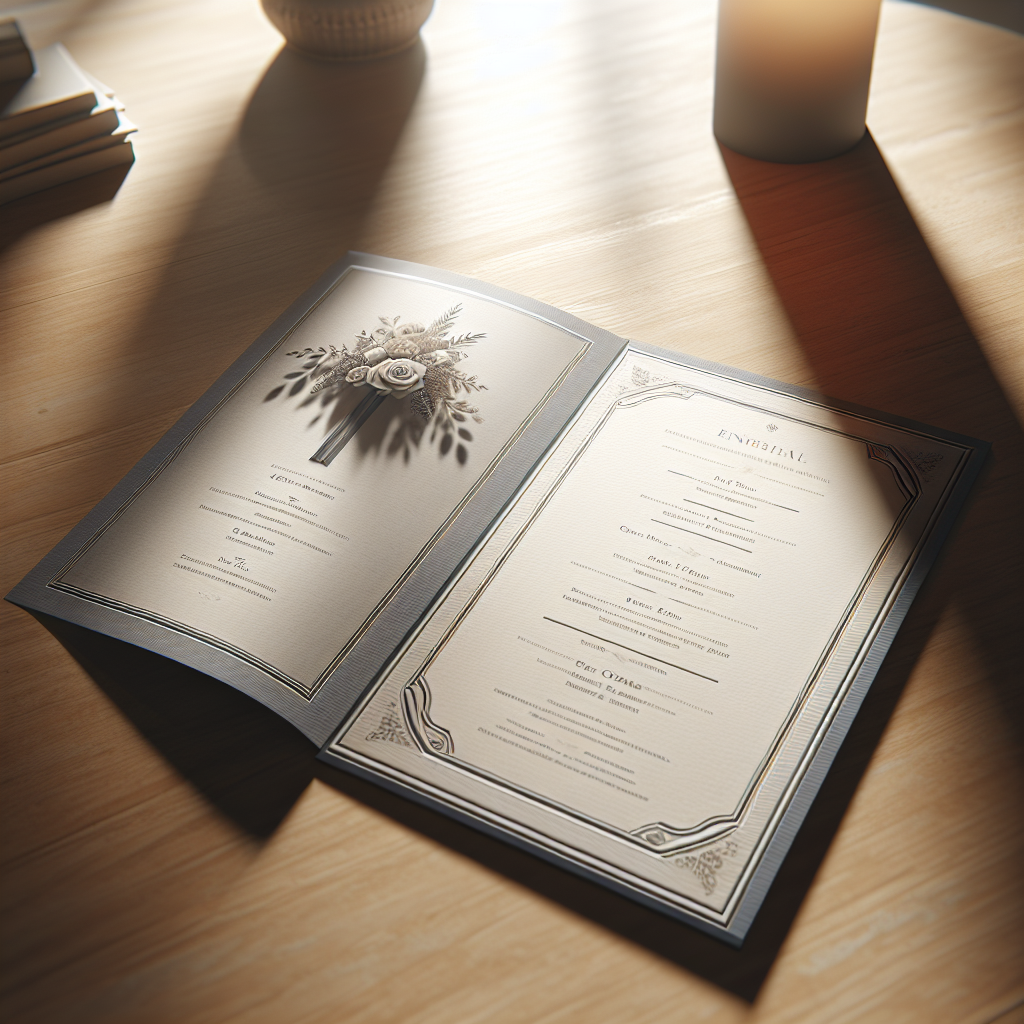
675;839;739;895
625;362;674;392
365;701;413;747
402;676;455;755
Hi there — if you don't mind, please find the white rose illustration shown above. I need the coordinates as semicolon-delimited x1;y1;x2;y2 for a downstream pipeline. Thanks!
302;306;486;466
366;358;427;395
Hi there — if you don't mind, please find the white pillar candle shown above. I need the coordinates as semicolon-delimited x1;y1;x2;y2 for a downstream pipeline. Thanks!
713;0;882;163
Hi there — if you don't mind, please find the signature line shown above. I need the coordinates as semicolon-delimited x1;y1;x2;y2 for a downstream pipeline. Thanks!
542;617;718;682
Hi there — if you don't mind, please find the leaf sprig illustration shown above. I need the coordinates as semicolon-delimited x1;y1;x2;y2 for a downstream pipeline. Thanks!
271;306;488;461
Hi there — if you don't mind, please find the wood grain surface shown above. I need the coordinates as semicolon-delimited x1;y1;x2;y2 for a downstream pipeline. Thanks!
1;1;1021;1021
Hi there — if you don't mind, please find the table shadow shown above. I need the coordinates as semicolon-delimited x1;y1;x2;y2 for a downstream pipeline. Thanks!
314;565;945;1003
912;0;1024;34
238;40;425;198
20;486;948;1003
0;163;132;252
6;40;428;465
719;132;1022;744
33;612;316;839
1;34;430;843
16;80;1017;1004
5;37;428;842
315;131;1021;1000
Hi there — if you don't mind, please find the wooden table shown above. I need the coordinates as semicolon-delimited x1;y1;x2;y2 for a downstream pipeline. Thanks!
2;1;1021;1021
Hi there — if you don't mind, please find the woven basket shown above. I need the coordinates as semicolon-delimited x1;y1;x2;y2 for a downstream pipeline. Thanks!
261;0;434;60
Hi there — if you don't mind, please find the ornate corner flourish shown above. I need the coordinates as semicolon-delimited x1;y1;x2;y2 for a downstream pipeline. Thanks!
365;701;413;747
903;449;945;483
675;839;739;895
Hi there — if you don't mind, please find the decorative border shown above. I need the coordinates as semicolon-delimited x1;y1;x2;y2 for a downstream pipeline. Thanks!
323;343;987;944
342;377;919;853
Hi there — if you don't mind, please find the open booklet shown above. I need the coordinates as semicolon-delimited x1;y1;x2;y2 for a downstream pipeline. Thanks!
8;253;986;944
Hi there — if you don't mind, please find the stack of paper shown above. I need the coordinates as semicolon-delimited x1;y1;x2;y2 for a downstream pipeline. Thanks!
0;19;35;106
0;22;136;205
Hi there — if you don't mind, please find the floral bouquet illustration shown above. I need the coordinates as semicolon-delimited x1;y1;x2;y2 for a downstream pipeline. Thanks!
277;305;487;466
